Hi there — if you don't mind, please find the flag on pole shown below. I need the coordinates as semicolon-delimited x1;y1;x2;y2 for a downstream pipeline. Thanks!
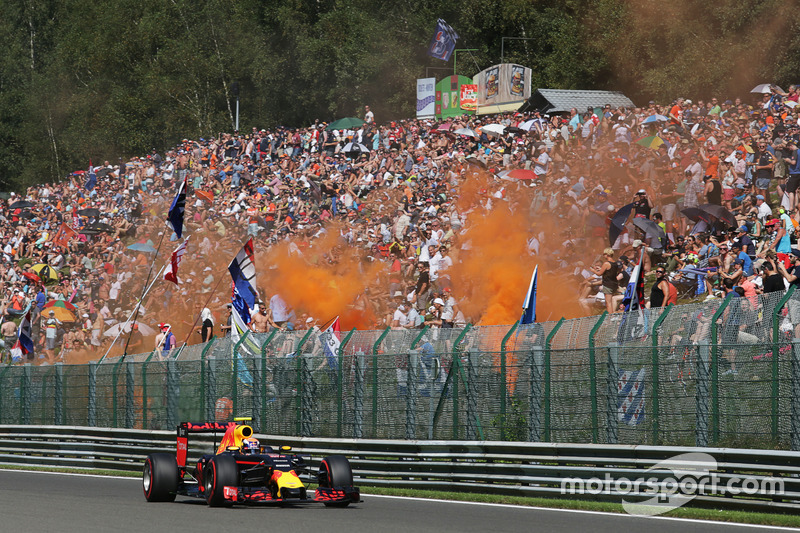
228;238;259;310
319;316;341;371
167;178;187;239
10;310;34;362
163;237;189;285
84;161;97;191
622;248;646;312
428;19;459;61
52;222;79;249
520;265;538;325
617;248;648;342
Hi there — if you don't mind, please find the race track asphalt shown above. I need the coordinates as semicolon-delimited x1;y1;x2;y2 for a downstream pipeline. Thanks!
2;470;797;533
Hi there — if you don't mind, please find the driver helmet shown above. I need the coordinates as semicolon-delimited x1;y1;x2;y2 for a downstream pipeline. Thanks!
242;437;260;454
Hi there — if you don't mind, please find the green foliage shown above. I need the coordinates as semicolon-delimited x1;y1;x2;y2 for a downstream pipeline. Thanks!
1;0;799;190
490;396;528;441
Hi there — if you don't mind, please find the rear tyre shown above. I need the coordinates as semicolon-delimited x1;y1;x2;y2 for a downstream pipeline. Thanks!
204;454;238;507
318;455;353;507
143;453;178;502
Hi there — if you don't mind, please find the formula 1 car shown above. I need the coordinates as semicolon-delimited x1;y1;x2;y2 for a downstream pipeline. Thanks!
143;418;360;507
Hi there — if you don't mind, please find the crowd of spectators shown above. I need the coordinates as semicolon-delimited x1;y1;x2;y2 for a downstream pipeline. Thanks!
2;86;800;365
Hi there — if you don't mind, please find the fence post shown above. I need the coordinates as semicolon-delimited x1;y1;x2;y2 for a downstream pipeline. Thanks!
166;359;178;429
337;328;357;438
773;286;796;442
292;329;314;437
371;327;391;438
696;342;710;447
499;322;519;441
206;356;217;422
544;318;565;442
231;330;251;417
710;294;731;444
125;361;135;429
466;348;478;440
199;336;217;420
21;364;31;425
259;330;278;432
111;357;125;427
588;311;607;444
792;338;800;451
88;361;97;427
529;346;543;442
651;304;673;445
54;363;63;425
0;365;11;423
606;343;619;444
354;351;365;438
406;346;418;440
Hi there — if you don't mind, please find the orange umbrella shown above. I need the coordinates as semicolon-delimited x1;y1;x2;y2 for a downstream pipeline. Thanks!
196;190;214;204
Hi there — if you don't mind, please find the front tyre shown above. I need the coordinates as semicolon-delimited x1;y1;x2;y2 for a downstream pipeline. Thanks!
318;455;353;507
143;453;178;502
204;454;238;507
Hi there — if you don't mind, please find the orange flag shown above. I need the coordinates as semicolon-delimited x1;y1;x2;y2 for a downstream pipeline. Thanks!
53;222;78;249
195;190;214;204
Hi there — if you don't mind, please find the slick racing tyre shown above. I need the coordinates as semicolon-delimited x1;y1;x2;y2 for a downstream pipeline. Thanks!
318;455;353;507
204;454;238;507
143;453;178;502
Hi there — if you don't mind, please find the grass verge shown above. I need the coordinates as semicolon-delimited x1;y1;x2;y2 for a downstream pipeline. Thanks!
4;463;799;528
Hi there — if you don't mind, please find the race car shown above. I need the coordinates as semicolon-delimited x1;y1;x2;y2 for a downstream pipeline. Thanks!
143;417;360;507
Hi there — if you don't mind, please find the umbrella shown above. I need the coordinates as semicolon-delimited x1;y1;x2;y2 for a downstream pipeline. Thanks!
9;200;35;210
609;203;635;245
786;101;799;109
641;114;668;124
464;157;487;170
80;222;115;235
681;207;713;224
18;211;35;220
325;117;365;131
21;272;41;284
435;123;452;132
196;190;214;204
127;240;156;253
635;135;665;150
42;301;76;322
632;217;668;250
519;119;536;131
342;142;370;155
697;203;737;228
505;126;526;135
751;84;783;94
104;322;156;337
96;167;113;178
31;264;59;282
480;124;506;137
78;208;101;217
497;169;537;180
453;128;479;139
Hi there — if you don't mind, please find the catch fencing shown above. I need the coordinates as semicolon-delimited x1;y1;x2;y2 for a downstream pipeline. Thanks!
3;286;800;449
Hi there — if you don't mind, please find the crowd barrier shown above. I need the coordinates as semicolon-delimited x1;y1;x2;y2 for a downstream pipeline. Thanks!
2;286;800;449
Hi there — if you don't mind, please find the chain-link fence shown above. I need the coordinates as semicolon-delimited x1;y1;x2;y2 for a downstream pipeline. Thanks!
3;286;800;449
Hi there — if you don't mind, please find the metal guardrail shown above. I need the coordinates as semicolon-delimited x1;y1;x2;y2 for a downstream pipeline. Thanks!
1;425;799;512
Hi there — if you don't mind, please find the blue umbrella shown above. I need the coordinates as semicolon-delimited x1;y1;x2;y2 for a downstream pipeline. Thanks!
641;114;668;124
127;240;156;253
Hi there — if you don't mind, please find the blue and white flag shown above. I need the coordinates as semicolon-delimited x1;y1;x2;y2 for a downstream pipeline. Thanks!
84;162;97;191
11;310;34;362
520;265;538;325
319;316;341;372
167;178;187;239
618;368;646;426
617;248;648;343
228;238;259;310
428;18;459;61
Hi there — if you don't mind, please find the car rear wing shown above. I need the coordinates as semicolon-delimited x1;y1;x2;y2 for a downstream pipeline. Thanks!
176;422;238;468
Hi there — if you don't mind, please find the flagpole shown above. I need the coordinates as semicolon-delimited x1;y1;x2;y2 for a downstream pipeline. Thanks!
174;273;230;359
115;178;186;361
98;262;168;363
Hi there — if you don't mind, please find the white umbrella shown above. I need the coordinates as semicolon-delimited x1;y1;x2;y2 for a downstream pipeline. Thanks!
519;119;536;131
751;84;783;94
480;124;506;137
453;128;479;139
641;114;668;124
104;322;156;337
785;101;799;109
343;142;369;154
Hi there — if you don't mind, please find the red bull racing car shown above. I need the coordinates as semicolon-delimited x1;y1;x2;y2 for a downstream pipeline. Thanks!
143;418;360;507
